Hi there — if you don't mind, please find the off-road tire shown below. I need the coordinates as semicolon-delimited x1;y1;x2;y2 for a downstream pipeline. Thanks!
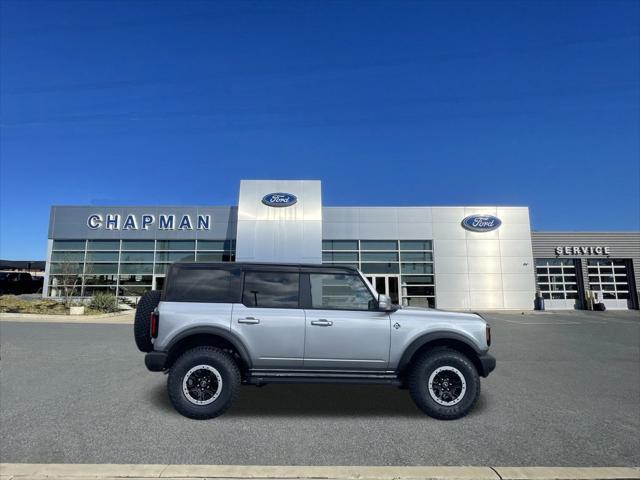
408;348;480;420
133;290;161;352
167;347;241;420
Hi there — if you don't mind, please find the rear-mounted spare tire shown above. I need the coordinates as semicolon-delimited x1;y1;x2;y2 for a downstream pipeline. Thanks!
134;290;161;352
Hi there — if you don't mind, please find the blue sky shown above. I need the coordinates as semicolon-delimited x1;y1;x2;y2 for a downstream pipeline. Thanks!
1;0;638;260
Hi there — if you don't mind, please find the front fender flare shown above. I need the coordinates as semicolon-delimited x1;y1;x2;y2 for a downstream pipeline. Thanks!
397;331;482;373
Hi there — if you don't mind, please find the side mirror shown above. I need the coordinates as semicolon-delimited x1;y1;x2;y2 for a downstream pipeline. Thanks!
378;294;396;312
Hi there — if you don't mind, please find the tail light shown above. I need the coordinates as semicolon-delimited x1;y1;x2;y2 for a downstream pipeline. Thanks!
150;311;159;338
486;325;491;346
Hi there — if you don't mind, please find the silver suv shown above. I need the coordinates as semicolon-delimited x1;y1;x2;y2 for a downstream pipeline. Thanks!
134;263;495;420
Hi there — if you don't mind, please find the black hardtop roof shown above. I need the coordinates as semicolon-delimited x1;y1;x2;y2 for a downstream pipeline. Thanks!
170;261;359;273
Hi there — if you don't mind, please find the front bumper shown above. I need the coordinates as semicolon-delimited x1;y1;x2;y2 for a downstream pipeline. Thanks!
478;353;496;377
145;351;168;372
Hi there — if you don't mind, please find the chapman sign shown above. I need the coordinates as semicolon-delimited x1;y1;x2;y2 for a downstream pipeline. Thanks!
555;246;611;256
87;213;211;231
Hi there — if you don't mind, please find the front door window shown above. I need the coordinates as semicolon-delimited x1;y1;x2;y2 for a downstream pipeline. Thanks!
309;273;376;310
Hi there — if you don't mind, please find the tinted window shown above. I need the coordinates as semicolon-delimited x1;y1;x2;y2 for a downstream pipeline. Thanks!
360;240;397;250
165;267;237;303
400;240;433;250
309;273;375;310
322;240;358;250
121;240;155;250
120;251;154;262
86;240;119;250
322;252;359;262
242;271;299;308
156;240;195;250
51;251;85;262
86;252;119;262
197;240;235;250
156;251;195;262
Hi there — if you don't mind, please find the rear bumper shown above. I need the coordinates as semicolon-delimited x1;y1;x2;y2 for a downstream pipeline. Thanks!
478;353;496;377
145;351;168;372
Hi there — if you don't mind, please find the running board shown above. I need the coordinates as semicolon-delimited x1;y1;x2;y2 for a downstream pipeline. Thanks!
245;370;402;386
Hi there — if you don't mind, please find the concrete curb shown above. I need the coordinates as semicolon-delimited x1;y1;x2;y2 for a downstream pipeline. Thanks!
0;311;134;324
1;464;638;480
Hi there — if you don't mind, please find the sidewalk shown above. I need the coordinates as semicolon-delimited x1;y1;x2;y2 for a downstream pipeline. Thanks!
1;464;639;480
0;310;134;324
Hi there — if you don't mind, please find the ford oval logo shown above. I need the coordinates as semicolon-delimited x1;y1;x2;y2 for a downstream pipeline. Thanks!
261;192;298;207
461;214;502;232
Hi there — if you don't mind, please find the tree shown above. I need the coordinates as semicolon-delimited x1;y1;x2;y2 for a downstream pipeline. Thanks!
50;254;83;307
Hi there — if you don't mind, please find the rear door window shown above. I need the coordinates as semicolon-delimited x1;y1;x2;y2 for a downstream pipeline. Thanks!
165;267;238;303
242;271;299;308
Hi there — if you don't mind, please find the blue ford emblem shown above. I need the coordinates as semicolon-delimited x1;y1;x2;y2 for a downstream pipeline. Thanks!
461;214;502;232
261;192;298;207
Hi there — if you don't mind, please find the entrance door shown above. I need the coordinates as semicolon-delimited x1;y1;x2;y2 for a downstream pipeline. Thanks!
365;275;399;304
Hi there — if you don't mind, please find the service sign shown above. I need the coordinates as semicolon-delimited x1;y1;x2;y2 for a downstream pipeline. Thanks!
261;193;298;207
555;246;611;256
461;214;502;232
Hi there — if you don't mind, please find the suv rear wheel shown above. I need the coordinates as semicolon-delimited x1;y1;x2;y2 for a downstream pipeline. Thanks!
408;348;480;420
167;346;240;419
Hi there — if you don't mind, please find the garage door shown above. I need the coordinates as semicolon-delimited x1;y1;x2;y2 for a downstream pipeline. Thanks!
535;258;580;310
587;259;632;310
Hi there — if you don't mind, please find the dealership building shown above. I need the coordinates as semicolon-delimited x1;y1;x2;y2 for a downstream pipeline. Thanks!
44;180;640;311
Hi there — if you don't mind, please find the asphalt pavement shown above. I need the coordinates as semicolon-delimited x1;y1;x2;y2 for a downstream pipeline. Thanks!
0;310;638;466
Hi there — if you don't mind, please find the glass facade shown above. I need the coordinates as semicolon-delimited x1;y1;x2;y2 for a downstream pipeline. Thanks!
322;239;436;308
48;239;236;297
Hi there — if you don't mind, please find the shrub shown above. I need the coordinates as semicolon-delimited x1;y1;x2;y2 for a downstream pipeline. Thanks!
89;293;119;313
0;295;67;314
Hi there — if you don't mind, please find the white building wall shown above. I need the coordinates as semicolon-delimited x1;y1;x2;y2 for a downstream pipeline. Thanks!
235;180;323;264
432;206;534;310
323;205;535;310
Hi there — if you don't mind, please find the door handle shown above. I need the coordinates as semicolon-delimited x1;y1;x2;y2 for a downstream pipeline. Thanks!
238;317;260;324
310;319;333;327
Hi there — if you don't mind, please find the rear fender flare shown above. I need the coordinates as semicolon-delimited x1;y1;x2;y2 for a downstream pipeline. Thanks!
164;326;253;369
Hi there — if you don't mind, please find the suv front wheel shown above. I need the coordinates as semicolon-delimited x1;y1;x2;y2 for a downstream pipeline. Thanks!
167;347;240;419
408;348;480;420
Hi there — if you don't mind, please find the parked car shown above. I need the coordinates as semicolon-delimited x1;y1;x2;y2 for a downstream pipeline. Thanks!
134;262;495;420
0;272;41;295
30;275;44;293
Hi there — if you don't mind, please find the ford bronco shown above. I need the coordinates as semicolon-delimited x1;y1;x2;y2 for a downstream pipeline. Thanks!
134;262;495;420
